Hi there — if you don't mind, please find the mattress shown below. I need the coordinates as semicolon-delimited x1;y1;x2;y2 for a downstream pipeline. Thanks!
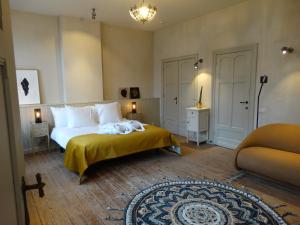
51;126;100;149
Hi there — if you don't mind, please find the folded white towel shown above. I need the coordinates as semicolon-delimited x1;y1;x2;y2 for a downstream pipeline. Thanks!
97;120;145;135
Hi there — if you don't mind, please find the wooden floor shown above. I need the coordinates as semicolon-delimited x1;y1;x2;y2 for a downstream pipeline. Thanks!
25;139;300;225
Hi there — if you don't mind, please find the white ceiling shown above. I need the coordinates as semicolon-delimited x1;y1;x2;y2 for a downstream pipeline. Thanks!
9;0;247;31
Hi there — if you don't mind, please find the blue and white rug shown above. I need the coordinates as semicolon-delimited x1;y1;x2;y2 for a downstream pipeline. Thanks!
124;180;287;225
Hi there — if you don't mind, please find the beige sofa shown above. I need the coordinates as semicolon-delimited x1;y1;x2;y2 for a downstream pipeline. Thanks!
234;124;300;188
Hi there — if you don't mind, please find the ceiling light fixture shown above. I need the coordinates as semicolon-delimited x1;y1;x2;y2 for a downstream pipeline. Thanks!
129;0;157;24
281;46;294;55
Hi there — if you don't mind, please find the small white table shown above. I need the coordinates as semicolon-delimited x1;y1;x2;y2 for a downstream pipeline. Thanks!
186;107;210;146
31;122;50;151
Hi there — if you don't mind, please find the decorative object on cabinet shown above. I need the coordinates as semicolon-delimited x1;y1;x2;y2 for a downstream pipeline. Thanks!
91;8;96;20
16;69;41;105
31;122;50;151
119;87;129;99
34;108;42;123
130;87;140;99
196;86;205;109
186;107;209;146
126;112;143;122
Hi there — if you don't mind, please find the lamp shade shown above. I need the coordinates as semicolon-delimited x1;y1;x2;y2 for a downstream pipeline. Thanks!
34;108;42;123
132;102;137;113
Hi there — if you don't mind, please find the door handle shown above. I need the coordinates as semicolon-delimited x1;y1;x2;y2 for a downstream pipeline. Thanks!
240;101;249;104
22;173;46;225
174;97;178;104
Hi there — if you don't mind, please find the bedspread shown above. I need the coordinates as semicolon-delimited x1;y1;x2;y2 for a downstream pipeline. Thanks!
64;125;180;176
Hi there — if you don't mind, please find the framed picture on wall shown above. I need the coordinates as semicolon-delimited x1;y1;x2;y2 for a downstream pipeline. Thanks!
16;70;41;105
130;87;140;99
119;87;129;99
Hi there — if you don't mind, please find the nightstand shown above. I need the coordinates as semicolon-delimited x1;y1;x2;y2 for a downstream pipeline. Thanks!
126;112;143;122
31;122;50;151
186;107;210;146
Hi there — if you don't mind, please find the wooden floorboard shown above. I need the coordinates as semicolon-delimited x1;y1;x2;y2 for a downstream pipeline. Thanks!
25;139;300;225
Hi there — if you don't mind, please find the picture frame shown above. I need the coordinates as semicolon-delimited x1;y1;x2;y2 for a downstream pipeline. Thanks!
16;70;41;105
119;87;129;99
130;87;140;99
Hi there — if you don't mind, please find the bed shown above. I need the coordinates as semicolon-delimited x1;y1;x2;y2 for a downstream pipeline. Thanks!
51;124;180;179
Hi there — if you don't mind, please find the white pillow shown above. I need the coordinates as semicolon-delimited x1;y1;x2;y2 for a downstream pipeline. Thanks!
50;107;67;128
66;106;97;128
95;102;122;125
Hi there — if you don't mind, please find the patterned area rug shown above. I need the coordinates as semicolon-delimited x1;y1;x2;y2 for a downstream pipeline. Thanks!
124;180;287;225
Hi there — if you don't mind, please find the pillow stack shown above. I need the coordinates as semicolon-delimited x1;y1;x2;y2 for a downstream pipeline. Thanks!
95;102;122;125
50;102;123;128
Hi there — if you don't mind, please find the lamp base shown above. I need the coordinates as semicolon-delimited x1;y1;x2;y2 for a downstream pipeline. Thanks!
35;118;42;123
196;102;205;109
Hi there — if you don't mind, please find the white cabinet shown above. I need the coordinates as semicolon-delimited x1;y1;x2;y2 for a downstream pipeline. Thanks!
31;122;50;151
126;112;143;122
186;107;209;146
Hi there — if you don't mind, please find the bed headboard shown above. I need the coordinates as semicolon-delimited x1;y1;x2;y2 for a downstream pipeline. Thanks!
19;98;160;152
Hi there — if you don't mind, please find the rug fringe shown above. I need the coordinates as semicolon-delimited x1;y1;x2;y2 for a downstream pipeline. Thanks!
226;171;247;182
107;207;125;212
272;204;287;209
281;211;298;219
105;216;124;221
120;192;135;197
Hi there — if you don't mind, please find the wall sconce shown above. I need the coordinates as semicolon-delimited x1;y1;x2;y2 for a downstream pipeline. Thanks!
281;47;294;55
34;108;42;123
194;58;203;69
132;102;137;113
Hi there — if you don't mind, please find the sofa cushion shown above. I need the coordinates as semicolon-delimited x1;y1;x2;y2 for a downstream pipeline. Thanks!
237;147;300;187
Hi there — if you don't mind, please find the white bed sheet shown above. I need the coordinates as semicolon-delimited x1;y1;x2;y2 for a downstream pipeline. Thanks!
51;120;146;149
51;126;99;149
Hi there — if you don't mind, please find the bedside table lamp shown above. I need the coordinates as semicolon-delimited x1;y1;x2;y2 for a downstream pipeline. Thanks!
34;108;42;123
132;102;137;113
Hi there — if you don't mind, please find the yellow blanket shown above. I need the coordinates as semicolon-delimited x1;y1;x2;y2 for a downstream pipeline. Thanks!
64;125;180;176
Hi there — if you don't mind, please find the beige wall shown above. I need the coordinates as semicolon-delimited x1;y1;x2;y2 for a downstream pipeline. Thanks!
11;11;104;104
154;0;300;126
11;11;63;104
101;24;153;100
11;12;153;103
60;17;103;103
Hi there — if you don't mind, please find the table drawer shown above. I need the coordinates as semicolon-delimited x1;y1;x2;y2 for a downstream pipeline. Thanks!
31;123;48;137
187;110;197;118
187;118;198;132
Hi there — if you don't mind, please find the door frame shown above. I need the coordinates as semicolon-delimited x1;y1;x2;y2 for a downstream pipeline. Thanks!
211;44;258;147
0;57;25;225
161;54;198;132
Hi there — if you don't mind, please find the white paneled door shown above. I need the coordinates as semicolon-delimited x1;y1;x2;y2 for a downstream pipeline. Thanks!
163;56;197;136
0;65;19;225
214;46;257;149
163;61;179;134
